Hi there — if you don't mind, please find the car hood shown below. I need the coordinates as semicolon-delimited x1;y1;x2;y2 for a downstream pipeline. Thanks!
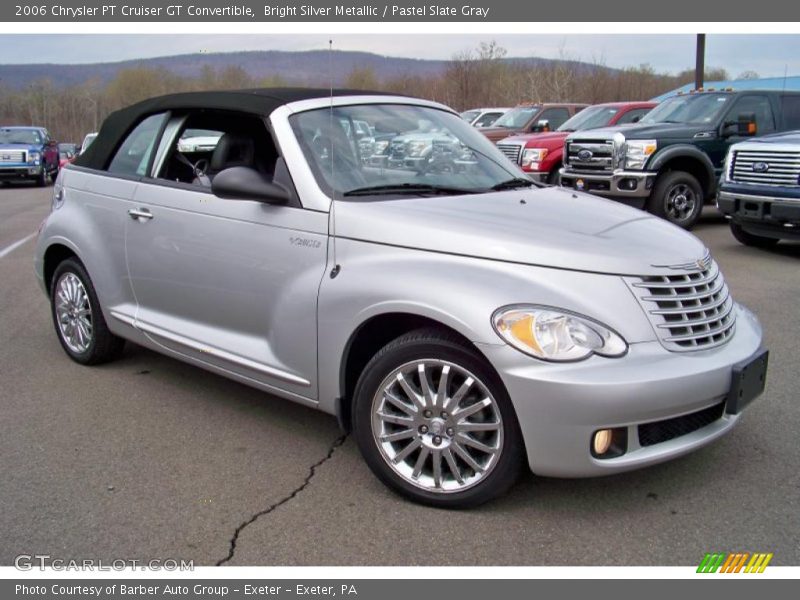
498;131;569;147
0;143;39;151
336;187;706;276
571;122;706;141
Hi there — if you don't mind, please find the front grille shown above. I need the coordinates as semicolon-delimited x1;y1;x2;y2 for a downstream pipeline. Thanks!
627;253;736;351
730;149;800;186
0;150;26;163
565;139;614;171
496;142;524;164
638;401;726;447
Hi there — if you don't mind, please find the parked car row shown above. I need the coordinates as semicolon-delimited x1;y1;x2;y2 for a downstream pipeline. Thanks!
477;90;800;249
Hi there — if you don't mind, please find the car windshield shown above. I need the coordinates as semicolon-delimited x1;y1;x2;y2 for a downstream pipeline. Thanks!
492;106;540;129
558;106;620;132
640;93;731;124
0;129;41;144
291;103;527;198
460;110;480;123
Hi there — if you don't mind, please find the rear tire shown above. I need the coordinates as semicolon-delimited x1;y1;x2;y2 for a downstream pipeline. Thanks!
50;258;125;365
647;171;703;229
730;221;780;248
352;328;524;508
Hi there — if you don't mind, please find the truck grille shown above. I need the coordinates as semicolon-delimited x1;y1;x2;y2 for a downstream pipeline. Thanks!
626;253;736;351
730;149;800;186
496;142;524;165
565;140;614;171
0;150;26;163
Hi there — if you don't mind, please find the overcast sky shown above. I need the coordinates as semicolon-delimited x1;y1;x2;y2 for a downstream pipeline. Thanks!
0;34;797;77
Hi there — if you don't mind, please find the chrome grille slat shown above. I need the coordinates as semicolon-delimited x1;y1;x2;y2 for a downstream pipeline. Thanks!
626;255;736;352
0;150;26;163
731;149;800;186
565;140;615;172
496;142;524;164
655;299;735;329
650;293;729;315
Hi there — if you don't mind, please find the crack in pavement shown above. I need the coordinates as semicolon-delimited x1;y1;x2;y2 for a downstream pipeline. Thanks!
216;433;348;566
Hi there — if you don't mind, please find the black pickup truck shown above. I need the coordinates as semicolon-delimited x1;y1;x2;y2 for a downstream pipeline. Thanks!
559;89;800;228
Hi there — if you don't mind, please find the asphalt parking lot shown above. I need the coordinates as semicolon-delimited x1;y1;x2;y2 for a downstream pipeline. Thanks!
1;184;798;567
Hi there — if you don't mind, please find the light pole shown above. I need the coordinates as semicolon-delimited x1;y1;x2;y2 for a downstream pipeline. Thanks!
695;34;706;90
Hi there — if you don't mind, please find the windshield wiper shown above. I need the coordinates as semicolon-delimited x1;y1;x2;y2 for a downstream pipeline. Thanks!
343;183;479;197
490;177;539;191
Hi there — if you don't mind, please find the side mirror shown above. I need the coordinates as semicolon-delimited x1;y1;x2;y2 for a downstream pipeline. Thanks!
532;119;551;133
723;113;757;137
211;166;290;205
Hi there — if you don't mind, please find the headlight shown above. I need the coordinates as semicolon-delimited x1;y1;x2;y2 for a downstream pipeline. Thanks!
722;149;734;182
624;140;657;170
28;151;41;164
492;305;628;362
521;148;548;169
406;141;430;157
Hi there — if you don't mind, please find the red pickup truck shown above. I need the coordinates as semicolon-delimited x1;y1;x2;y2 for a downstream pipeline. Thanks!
496;101;657;183
479;102;588;143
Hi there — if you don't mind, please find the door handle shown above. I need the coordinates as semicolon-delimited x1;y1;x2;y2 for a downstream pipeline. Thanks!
128;208;153;221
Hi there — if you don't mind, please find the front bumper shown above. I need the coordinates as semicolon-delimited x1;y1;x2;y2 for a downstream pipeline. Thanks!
0;165;42;180
480;303;764;477
559;168;656;200
718;189;800;240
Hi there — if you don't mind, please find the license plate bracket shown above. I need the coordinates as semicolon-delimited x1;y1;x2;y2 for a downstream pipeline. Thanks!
726;349;769;414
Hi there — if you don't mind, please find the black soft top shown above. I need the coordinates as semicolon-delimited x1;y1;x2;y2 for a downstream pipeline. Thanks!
75;87;390;170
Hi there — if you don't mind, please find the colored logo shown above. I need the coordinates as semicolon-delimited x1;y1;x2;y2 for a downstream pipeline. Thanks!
752;162;770;173
697;552;773;573
577;149;593;161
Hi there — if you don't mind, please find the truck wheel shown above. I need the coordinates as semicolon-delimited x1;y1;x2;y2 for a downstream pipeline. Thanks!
352;328;524;508
647;171;703;229
730;221;779;249
50;258;125;365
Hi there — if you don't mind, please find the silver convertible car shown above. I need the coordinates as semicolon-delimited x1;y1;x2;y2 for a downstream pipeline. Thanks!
34;89;768;507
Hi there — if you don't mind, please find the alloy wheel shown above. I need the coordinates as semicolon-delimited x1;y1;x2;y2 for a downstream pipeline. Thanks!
54;272;93;354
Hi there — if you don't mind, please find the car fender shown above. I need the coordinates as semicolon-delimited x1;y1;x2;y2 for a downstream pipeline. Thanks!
647;144;717;193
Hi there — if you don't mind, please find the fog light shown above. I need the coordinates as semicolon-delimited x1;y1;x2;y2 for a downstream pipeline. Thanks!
593;429;613;455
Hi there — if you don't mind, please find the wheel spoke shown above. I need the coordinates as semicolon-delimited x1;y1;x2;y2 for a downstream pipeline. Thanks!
442;447;464;484
377;411;414;427
392;438;422;464
452;397;491;422
457;433;498;456
432;450;443;488
436;365;450;406
442;376;473;411
451;441;483;473
418;364;436;407
380;429;416;443
396;373;425;410
383;390;416;415
458;420;500;433
411;447;430;479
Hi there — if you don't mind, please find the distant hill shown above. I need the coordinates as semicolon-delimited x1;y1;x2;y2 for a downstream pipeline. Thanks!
0;49;613;89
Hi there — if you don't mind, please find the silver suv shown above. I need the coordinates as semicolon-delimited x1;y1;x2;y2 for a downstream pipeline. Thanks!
35;90;768;507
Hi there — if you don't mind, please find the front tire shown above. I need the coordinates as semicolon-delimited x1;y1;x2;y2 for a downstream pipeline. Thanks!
730;221;780;248
647;170;704;229
352;328;524;508
50;258;124;365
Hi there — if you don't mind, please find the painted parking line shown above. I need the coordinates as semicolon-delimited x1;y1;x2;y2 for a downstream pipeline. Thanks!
0;233;36;259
